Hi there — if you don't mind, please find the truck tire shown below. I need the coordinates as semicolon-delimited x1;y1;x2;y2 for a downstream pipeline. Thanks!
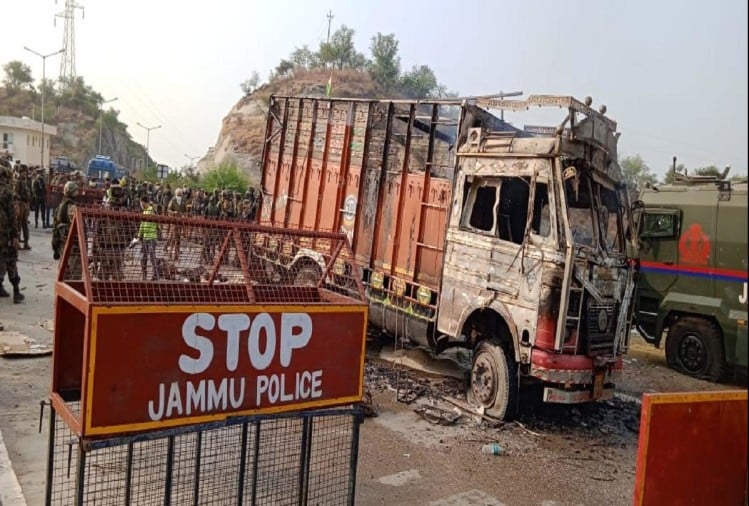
666;317;724;381
292;263;321;287
469;339;518;420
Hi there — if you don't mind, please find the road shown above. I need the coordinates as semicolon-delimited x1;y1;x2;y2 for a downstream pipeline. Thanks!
0;225;730;505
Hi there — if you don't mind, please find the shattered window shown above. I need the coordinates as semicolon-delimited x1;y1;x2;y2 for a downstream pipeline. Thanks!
599;187;623;253
564;176;596;247
466;184;497;232
531;182;551;237
497;178;530;244
462;177;533;244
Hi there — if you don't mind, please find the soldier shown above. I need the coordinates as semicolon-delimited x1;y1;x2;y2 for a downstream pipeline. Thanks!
95;183;130;281
0;159;24;303
160;183;172;215
14;165;33;250
201;196;221;264
246;187;259;221
32;169;48;228
52;182;80;281
165;188;187;260
219;190;234;219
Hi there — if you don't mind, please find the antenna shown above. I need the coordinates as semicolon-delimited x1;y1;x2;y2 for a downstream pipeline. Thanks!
326;10;334;44
55;0;85;82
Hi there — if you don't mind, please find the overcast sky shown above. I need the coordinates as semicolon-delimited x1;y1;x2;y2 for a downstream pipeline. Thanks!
1;0;746;177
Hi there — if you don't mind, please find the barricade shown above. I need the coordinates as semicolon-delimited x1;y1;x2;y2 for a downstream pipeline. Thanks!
633;390;748;505
46;207;368;504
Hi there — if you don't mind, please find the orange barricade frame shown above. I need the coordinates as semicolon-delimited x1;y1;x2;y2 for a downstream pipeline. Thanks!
634;390;748;505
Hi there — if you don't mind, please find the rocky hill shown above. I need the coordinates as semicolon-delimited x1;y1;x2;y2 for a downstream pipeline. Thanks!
198;69;398;184
0;86;149;171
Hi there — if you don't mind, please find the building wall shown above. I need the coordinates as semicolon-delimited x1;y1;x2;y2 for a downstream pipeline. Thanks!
0;116;57;167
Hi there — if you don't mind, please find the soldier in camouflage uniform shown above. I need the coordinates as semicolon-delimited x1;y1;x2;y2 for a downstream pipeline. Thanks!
94;184;130;280
219;190;235;219
201;196;221;264
14;165;33;250
165;188;187;260
0;158;25;303
52;181;81;279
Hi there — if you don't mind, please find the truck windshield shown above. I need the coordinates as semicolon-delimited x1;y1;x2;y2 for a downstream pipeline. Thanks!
599;186;623;254
564;176;596;248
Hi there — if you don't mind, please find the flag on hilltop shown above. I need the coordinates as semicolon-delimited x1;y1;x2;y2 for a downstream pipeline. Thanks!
326;75;332;97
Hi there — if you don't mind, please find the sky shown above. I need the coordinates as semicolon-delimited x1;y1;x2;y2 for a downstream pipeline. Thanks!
1;0;746;178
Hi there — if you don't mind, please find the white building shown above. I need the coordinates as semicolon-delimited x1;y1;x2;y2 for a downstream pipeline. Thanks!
0;116;57;167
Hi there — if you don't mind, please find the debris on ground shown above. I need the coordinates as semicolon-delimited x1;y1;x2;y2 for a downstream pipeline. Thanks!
0;331;52;357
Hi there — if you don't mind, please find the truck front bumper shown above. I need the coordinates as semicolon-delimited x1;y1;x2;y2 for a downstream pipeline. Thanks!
530;349;622;404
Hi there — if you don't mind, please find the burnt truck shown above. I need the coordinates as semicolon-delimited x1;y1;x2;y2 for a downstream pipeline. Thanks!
258;94;637;419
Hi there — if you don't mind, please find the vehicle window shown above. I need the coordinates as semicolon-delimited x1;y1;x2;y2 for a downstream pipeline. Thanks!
641;212;677;238
564;176;596;247
498;177;530;244
531;182;551;237
599;187;623;253
466;184;497;232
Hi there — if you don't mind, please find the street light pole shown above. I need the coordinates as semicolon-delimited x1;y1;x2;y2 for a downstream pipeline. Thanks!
136;122;161;168
23;46;63;174
98;96;118;154
184;154;199;167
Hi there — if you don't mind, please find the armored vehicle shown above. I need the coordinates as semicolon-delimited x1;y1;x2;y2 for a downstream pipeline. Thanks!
635;173;747;381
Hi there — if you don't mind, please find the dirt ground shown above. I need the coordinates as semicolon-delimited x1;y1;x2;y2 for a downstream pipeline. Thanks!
0;226;736;505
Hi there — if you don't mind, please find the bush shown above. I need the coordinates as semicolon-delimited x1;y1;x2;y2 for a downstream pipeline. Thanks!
199;162;248;193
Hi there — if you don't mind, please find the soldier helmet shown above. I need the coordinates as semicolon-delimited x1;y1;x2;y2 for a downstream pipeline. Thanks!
64;181;79;197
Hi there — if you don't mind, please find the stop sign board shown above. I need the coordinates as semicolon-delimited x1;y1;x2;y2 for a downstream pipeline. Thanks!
82;304;367;437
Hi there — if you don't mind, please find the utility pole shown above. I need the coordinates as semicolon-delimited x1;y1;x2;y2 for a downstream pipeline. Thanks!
23;46;63;176
98;96;118;154
55;0;85;82
136;122;161;169
184;154;199;168
326;10;334;44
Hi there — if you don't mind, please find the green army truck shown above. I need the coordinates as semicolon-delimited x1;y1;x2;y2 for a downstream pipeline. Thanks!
634;172;748;382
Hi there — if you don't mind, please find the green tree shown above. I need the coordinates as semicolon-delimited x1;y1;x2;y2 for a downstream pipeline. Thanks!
289;45;318;69
240;71;261;95
662;162;687;184
3;60;33;94
693;165;721;177
319;26;368;70
620;155;657;194
58;76;102;116
400;65;438;98
369;33;400;89
200;162;248;193
273;59;295;79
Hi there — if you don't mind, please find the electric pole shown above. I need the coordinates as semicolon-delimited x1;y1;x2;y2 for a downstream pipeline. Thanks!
24;46;63;174
55;0;85;82
326;10;334;44
136;122;161;169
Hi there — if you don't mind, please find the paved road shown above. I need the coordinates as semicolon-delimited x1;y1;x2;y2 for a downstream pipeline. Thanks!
0;224;731;505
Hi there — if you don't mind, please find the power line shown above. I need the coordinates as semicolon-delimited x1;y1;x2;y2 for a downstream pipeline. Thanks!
55;0;84;82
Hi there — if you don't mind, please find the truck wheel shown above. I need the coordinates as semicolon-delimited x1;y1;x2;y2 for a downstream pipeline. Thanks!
292;263;321;287
469;339;518;420
666;317;724;381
